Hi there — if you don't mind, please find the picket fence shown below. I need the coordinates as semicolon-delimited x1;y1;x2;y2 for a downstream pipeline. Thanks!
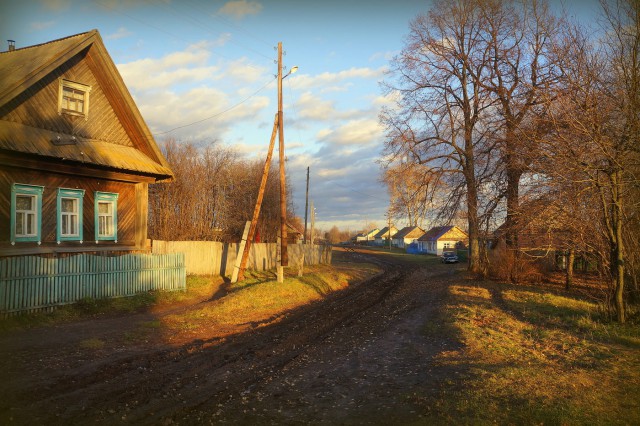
0;253;186;316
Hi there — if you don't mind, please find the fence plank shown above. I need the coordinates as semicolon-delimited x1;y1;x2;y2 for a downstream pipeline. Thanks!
0;253;185;316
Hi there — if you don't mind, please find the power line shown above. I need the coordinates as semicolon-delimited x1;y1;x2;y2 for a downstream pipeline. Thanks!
153;76;276;136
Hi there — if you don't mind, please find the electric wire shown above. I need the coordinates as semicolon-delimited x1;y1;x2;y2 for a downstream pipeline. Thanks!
154;76;276;136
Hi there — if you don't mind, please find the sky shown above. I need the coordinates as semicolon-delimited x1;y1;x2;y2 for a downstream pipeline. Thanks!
1;0;604;233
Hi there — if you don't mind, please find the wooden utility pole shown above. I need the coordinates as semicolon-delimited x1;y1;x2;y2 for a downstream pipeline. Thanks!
277;41;288;278
303;166;309;244
231;221;251;283
235;114;279;282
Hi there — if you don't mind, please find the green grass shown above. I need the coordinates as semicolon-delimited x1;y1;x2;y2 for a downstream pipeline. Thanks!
414;280;640;425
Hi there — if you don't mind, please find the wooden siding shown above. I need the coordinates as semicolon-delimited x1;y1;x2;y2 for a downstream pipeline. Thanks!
0;49;133;147
0;167;148;253
0;253;185;316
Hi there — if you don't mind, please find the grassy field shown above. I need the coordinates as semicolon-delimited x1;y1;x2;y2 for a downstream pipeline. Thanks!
418;278;640;425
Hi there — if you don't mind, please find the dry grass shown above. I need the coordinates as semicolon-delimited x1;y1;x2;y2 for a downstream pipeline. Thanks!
162;263;379;334
417;279;640;425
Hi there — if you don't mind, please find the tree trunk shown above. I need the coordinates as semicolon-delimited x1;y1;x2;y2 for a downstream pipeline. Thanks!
466;172;482;275
565;249;575;290
504;163;522;250
613;171;625;323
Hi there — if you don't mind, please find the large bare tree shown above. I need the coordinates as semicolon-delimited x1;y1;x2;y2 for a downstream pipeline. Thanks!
537;0;640;322
474;0;562;252
381;0;499;274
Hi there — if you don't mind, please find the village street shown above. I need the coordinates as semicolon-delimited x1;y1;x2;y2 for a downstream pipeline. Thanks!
0;248;462;425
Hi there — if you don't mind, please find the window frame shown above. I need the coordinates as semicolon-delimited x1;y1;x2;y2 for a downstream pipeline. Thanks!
10;183;44;244
58;79;91;119
94;191;118;243
56;188;85;243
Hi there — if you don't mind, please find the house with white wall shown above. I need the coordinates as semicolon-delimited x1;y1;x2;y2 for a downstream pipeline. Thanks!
418;226;468;255
392;226;425;249
373;226;398;246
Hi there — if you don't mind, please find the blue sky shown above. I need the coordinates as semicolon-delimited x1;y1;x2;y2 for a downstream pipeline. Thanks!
1;0;602;233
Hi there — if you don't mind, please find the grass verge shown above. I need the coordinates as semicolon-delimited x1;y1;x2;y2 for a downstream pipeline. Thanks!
0;262;381;336
415;280;640;425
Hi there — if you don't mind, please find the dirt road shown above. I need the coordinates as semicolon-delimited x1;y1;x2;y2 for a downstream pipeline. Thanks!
0;248;463;425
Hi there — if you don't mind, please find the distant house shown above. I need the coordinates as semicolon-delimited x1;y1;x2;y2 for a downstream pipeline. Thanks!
373;226;398;246
418;226;468;255
392;226;426;249
287;221;304;244
354;228;379;244
0;30;174;257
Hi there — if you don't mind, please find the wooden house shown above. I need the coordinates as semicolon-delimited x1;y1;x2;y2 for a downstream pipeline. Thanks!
0;30;174;257
391;226;425;249
418;225;468;255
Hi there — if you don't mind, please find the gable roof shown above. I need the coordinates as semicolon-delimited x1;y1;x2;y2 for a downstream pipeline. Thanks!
374;226;398;239
393;226;425;240
364;228;379;237
418;225;468;242
0;30;173;181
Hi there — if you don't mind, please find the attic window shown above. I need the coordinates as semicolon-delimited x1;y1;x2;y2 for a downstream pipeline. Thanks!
58;79;91;118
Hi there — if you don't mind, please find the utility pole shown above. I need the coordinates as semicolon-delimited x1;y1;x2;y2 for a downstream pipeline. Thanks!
304;166;309;244
235;114;279;283
276;41;297;281
310;200;315;245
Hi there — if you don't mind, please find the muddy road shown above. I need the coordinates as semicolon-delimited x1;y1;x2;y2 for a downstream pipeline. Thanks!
1;248;463;425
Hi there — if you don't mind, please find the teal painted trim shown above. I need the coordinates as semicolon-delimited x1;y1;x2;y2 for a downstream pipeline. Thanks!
10;184;44;244
94;191;119;242
56;188;85;243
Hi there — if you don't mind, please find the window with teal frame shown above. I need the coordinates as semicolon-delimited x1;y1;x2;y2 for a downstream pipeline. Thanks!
56;188;85;243
94;191;118;242
10;183;44;244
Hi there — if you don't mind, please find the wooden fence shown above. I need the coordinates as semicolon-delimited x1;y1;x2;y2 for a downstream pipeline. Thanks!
151;241;332;276
0;253;186;316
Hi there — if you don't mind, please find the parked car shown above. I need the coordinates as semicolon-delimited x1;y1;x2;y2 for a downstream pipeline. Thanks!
441;251;459;264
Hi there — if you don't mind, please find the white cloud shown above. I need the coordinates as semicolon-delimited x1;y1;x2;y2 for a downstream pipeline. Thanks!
106;27;133;40
217;0;262;19
30;21;55;31
290;67;386;91
40;0;70;10
319;119;384;146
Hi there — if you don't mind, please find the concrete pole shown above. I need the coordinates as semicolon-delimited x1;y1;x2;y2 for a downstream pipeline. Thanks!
277;42;288;272
304;166;309;244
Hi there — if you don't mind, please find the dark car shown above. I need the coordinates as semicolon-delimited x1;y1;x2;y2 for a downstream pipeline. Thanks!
441;251;459;264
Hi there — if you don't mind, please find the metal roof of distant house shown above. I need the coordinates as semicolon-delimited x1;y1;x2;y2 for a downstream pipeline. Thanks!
393;226;425;240
373;226;398;239
418;226;468;241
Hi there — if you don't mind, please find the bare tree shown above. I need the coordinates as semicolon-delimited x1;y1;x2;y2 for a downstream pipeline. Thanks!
537;0;640;322
148;140;287;244
381;0;498;274
474;0;563;252
381;161;438;228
